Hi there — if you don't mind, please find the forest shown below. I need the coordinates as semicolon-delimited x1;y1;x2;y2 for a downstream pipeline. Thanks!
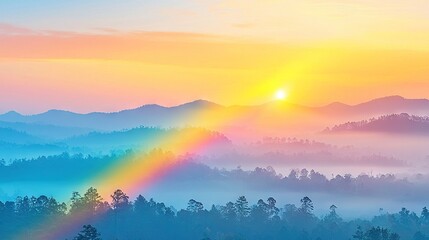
0;152;425;202
1;186;429;240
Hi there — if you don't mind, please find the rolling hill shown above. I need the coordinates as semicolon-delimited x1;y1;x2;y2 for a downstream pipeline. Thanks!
325;113;429;135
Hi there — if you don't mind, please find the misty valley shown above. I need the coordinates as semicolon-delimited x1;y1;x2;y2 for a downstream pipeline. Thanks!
0;97;429;239
2;1;429;238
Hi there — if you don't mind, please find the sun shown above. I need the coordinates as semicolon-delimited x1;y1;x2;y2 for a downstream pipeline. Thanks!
275;89;287;100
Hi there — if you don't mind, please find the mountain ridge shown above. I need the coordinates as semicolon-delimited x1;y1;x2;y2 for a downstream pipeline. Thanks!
1;96;429;135
325;113;429;135
2;95;429;116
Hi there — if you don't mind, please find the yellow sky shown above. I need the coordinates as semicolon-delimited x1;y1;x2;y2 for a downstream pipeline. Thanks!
0;0;429;113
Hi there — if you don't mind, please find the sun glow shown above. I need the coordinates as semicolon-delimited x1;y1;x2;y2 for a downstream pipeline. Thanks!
275;89;287;100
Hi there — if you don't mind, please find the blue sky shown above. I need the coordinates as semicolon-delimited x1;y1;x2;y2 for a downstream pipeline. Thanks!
2;0;429;43
0;0;209;33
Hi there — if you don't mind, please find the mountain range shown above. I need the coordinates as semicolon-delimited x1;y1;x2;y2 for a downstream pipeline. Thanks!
1;95;429;140
1;95;429;165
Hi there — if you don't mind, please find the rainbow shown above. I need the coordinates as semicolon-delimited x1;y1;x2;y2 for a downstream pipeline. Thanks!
12;78;294;239
12;103;260;240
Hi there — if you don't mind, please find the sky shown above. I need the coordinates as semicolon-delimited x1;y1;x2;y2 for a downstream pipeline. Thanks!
0;0;429;114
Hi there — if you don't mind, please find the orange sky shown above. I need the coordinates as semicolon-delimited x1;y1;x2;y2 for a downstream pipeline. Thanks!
0;0;429;113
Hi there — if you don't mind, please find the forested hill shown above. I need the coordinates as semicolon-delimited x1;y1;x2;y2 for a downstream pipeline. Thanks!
325;113;429;135
0;126;231;160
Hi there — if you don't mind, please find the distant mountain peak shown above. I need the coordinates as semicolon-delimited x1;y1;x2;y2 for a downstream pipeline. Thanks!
135;104;165;110
3;110;22;116
360;95;429;105
323;102;351;108
45;109;74;113
0;111;25;121
39;109;80;117
127;100;221;112
365;95;405;103
378;95;404;100
175;99;222;109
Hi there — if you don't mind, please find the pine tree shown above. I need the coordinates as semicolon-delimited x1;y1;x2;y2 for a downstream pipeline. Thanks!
73;225;102;240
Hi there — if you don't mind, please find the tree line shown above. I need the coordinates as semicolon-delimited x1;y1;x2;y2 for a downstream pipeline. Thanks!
1;187;429;239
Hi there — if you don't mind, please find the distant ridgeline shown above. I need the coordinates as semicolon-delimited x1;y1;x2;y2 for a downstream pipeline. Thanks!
1;186;428;239
324;113;429;135
0;126;231;160
0;152;422;199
